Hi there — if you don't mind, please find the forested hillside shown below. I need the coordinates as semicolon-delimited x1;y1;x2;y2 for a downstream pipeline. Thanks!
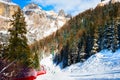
30;2;120;68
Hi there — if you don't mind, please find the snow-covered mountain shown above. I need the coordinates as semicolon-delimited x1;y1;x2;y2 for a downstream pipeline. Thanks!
23;3;70;43
0;1;70;44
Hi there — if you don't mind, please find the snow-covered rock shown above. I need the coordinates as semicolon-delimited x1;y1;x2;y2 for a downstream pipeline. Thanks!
23;3;69;43
58;9;66;17
0;0;17;5
0;2;70;44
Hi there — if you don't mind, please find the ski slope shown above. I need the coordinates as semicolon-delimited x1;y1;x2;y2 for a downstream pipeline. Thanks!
36;49;120;80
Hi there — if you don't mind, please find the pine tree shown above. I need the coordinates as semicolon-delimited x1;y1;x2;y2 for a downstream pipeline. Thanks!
102;20;119;52
77;38;83;62
8;7;34;67
117;18;120;48
112;20;119;52
91;28;99;55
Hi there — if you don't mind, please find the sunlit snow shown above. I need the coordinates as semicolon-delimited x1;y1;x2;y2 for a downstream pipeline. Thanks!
36;49;120;80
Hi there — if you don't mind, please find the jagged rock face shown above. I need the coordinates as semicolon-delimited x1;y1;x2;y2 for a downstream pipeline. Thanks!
0;0;18;18
58;9;65;17
23;3;69;43
0;0;18;32
0;17;10;30
23;3;41;10
0;2;69;44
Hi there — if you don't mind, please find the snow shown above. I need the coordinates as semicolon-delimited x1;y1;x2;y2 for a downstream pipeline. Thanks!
36;49;120;80
58;20;65;27
46;11;57;17
36;54;64;80
25;16;66;44
100;0;120;5
0;30;8;34
101;0;111;4
0;0;17;5
0;15;11;20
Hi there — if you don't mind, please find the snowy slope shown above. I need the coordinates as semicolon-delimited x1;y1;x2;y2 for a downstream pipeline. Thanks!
36;49;120;80
0;0;17;5
67;50;120;79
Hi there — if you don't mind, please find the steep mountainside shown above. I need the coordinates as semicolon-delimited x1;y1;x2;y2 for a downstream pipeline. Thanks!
23;3;70;43
0;1;70;44
0;0;18;30
30;1;120;68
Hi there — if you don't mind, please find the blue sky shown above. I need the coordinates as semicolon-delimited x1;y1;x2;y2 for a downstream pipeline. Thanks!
12;0;54;11
12;0;101;16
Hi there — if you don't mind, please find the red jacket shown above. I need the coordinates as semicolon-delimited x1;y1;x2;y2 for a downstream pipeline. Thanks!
14;70;46;80
14;76;36;80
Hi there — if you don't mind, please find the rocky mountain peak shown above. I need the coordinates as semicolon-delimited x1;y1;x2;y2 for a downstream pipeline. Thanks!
23;3;46;17
0;2;70;44
58;9;65;17
23;3;41;10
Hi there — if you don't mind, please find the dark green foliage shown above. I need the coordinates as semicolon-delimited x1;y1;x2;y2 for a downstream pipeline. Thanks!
8;7;35;68
100;20;119;52
117;23;120;48
55;2;120;67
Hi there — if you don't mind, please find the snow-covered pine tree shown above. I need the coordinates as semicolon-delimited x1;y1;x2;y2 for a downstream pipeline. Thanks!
98;26;104;51
8;7;34;67
117;17;120;48
102;20;119;52
101;22;112;50
91;29;99;55
112;20;119;52
78;36;87;62
79;44;86;62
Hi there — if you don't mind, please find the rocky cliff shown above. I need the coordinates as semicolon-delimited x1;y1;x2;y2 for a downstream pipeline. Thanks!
0;0;18;18
23;3;70;43
0;0;18;30
0;2;70;44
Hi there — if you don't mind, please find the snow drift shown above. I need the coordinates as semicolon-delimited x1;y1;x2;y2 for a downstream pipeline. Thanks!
36;49;120;80
67;49;120;79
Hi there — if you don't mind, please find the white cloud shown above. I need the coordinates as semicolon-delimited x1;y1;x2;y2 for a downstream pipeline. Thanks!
31;0;101;16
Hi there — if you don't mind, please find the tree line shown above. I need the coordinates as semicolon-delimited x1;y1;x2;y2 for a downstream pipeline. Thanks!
30;2;120;68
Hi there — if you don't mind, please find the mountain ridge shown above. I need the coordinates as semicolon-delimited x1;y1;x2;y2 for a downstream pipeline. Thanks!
0;1;70;44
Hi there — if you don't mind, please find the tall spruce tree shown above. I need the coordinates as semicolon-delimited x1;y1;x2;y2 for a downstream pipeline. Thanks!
91;28;99;55
8;7;34;67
